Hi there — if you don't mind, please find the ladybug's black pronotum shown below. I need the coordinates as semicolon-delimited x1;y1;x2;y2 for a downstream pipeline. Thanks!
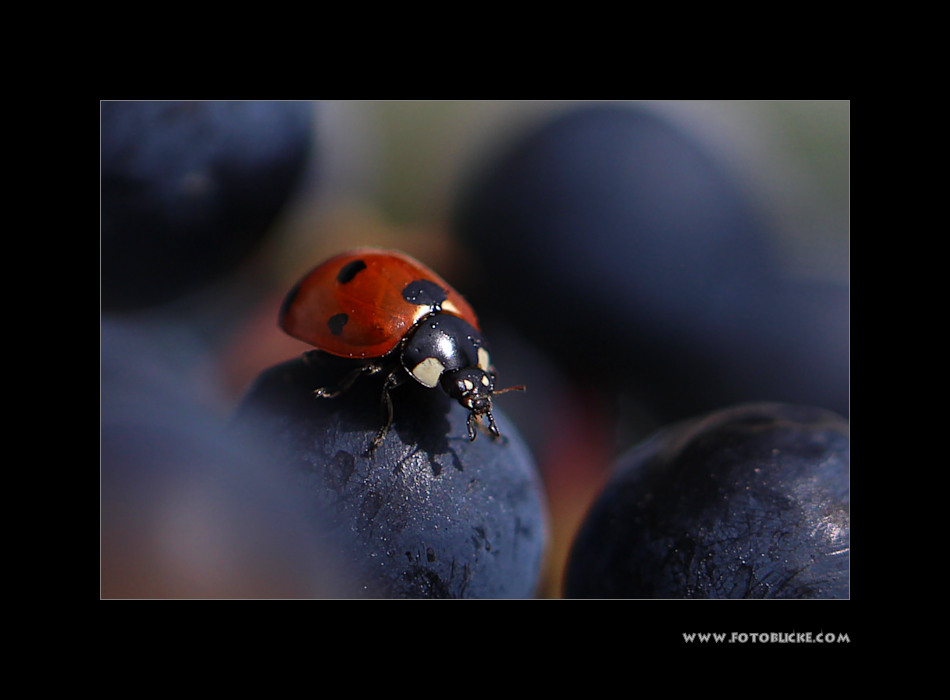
279;248;524;450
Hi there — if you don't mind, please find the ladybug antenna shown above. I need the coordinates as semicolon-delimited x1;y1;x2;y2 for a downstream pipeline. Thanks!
493;384;526;396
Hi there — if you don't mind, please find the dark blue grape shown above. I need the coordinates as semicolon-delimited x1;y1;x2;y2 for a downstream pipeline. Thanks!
564;402;849;598
233;356;548;598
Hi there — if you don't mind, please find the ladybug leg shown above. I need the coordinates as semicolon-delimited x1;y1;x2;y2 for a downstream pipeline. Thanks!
314;362;381;399
370;368;409;450
466;412;478;441
467;409;501;441
485;409;501;439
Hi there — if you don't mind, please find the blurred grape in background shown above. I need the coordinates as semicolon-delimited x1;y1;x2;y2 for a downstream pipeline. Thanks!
100;100;330;597
452;102;849;424
101;101;315;310
100;100;848;599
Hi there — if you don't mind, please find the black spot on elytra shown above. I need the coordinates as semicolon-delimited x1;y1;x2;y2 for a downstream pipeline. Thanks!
402;279;447;308
337;259;367;284
328;313;349;335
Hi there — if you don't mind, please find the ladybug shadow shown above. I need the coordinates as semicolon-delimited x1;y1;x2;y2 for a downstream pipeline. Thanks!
387;383;467;477
279;354;465;476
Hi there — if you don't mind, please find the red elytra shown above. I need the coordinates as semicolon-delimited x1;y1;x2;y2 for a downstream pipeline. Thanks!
279;248;480;359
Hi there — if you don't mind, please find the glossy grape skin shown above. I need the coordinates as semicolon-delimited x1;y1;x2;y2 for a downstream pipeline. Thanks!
564;402;849;599
233;356;548;598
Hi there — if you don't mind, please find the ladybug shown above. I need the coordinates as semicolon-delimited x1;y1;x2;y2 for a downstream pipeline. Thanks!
279;248;524;450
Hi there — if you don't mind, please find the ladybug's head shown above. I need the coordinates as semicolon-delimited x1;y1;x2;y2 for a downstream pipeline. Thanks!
441;368;524;441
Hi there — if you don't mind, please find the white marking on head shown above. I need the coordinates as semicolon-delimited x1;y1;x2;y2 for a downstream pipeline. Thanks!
481;374;491;386
477;347;491;371
442;300;461;316
411;357;445;388
462;378;475;391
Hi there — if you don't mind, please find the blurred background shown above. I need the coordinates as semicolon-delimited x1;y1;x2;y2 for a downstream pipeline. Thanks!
100;100;849;598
